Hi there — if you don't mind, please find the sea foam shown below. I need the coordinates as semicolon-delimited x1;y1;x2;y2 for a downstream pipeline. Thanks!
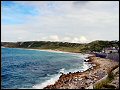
32;61;91;89
32;74;61;89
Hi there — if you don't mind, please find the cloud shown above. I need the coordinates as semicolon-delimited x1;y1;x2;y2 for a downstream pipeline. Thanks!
48;35;60;41
80;36;88;43
62;37;71;42
1;1;119;42
71;36;89;43
1;1;38;25
41;35;60;41
72;1;89;8
40;35;89;43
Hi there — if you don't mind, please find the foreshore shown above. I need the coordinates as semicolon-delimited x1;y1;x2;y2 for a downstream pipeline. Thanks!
2;47;93;57
2;47;79;54
2;47;119;89
44;56;119;89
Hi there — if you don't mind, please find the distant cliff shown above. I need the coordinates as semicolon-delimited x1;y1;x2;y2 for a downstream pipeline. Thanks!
1;42;18;48
1;40;119;53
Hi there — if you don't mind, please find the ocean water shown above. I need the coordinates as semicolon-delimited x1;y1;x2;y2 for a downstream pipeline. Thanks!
1;47;91;89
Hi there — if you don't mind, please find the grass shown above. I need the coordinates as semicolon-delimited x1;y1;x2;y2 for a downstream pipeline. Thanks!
93;70;117;89
93;63;119;89
102;84;116;89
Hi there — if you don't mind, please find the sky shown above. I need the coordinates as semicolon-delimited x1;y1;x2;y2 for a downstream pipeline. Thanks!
1;1;119;43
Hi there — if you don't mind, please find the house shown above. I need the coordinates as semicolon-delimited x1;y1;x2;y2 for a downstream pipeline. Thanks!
102;47;118;54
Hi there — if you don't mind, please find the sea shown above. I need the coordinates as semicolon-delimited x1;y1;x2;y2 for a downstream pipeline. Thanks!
1;47;92;89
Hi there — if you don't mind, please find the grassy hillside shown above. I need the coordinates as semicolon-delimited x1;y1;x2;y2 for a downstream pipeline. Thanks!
1;40;119;53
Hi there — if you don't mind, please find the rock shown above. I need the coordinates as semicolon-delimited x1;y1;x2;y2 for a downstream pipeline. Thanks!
84;59;89;62
81;87;85;89
86;85;93;89
84;76;89;79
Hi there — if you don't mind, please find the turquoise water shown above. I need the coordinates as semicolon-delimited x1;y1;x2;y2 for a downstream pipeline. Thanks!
1;47;89;89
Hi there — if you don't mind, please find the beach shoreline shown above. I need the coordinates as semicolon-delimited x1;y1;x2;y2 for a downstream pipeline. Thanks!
2;47;119;89
43;56;119;89
2;47;95;89
2;47;93;58
2;47;79;54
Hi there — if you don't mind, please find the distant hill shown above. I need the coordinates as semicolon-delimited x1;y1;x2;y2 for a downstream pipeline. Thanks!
1;40;119;53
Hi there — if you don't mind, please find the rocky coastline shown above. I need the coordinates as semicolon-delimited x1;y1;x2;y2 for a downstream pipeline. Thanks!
44;56;119;89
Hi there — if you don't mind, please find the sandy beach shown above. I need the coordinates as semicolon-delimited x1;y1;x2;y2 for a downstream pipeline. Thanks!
44;56;119;89
10;47;92;59
11;48;81;54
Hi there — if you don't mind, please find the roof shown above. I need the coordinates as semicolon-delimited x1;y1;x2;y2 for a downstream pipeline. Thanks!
104;47;118;50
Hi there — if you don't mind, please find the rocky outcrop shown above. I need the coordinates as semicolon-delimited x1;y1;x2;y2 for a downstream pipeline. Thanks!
44;57;119;89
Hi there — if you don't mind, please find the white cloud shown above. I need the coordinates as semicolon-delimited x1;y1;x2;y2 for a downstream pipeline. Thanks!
41;35;60;41
62;37;71;42
40;35;89;43
49;35;60;41
80;36;88;43
72;37;79;43
71;36;89;43
1;1;119;42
